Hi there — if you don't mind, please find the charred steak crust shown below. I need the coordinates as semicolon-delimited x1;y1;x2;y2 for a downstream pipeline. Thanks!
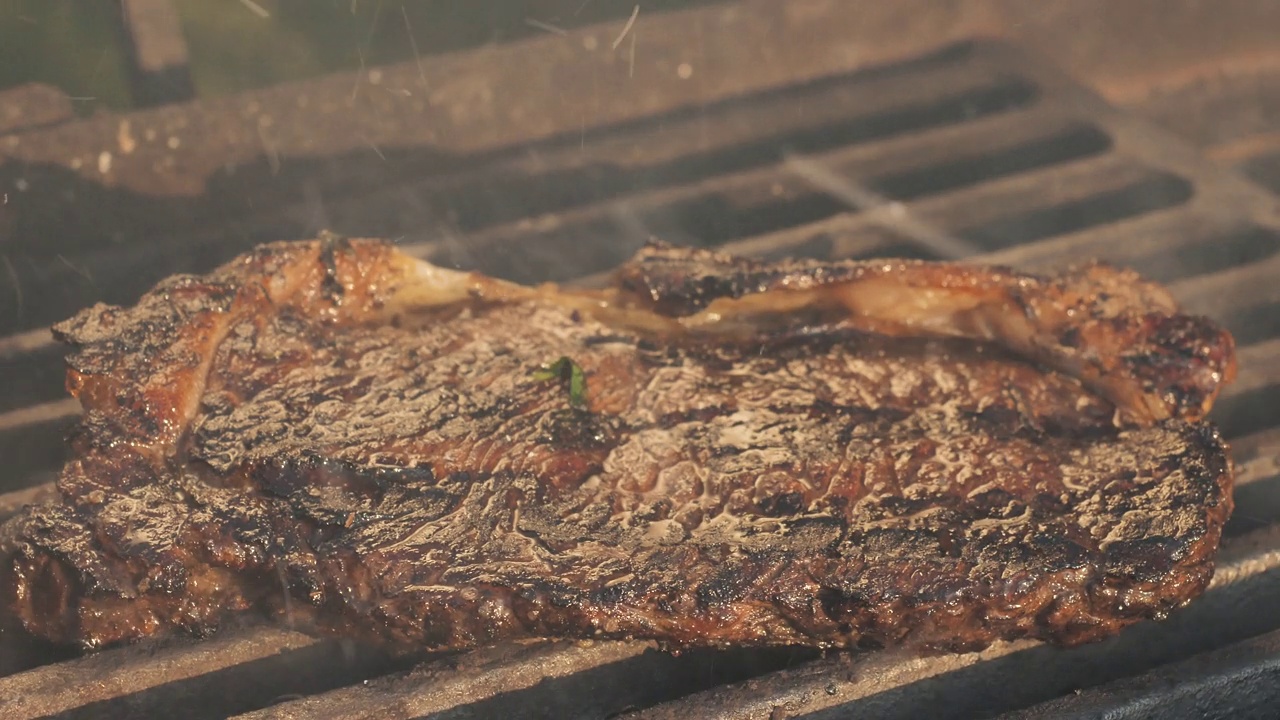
1;239;1236;653
618;242;1236;424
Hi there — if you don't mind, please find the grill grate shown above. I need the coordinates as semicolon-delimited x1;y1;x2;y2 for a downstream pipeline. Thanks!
2;28;1280;720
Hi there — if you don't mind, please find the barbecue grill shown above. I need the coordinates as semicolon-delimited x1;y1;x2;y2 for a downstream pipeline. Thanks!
2;1;1280;718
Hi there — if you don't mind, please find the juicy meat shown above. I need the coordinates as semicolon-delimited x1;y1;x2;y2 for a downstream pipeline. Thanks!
1;238;1236;653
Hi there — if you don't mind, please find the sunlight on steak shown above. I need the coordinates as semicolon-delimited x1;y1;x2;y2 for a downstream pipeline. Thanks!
0;238;1236;653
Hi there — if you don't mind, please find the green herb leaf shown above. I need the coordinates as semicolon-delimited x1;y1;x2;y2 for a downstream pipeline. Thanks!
568;361;587;409
531;356;569;382
532;356;589;409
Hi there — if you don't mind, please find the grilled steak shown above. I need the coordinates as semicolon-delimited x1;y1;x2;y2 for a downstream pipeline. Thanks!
1;238;1236;653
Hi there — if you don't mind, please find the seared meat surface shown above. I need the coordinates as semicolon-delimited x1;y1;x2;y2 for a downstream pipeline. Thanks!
1;239;1236;652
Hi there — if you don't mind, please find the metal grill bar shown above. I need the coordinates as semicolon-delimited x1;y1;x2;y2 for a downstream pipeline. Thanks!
0;410;77;494
981;205;1243;265
0;625;410;720
118;0;194;107
713;152;1175;258
1230;427;1280;538
231;641;655;720
0;482;55;520
0;0;994;200
0;84;74;135
430;123;1122;284
1172;256;1280;321
419;102;1100;262
1224;339;1280;399
0;329;56;361
0;399;78;434
999;629;1280;719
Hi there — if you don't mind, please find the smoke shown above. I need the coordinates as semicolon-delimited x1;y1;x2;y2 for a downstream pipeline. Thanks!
783;152;980;260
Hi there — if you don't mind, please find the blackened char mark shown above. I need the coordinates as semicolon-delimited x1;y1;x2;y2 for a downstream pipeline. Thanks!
1122;313;1238;421
250;451;446;528
317;230;352;305
537;409;625;450
618;241;765;316
617;240;863;317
